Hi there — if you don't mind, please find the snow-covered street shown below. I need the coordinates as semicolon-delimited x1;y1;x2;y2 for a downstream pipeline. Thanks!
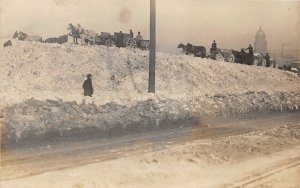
1;112;300;187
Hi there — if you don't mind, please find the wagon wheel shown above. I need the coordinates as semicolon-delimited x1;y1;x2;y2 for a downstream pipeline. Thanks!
227;54;235;63
105;39;114;47
215;53;224;61
126;38;137;48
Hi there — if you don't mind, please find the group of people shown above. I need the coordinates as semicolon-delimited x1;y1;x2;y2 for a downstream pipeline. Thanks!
210;40;271;66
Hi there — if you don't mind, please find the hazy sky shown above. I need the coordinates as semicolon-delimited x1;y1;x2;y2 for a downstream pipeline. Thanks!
0;0;299;54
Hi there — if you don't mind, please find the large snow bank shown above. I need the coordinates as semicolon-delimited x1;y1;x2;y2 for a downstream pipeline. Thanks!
1;40;300;145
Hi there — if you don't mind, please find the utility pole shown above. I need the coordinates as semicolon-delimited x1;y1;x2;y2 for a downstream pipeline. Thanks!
148;0;156;93
298;1;300;60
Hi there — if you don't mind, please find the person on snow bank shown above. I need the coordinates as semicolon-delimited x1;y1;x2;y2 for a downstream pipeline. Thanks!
83;74;93;97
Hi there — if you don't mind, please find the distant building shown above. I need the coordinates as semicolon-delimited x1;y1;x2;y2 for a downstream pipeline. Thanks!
254;26;268;54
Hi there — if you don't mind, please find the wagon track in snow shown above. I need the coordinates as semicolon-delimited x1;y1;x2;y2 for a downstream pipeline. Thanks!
230;154;300;187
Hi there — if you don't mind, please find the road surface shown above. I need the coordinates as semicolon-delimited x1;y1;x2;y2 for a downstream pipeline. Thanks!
1;111;300;187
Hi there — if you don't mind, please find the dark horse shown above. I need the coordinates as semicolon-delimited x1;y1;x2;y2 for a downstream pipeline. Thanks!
232;49;253;65
177;43;186;51
177;43;206;58
186;43;206;58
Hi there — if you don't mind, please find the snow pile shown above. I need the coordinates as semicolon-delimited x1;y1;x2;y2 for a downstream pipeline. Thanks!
1;40;300;144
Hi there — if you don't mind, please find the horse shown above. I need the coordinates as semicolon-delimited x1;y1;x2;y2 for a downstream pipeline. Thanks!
177;43;206;58
232;49;253;65
177;43;187;52
67;23;84;44
186;43;206;58
232;50;244;64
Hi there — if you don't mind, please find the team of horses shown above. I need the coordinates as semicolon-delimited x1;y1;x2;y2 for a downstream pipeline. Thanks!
177;42;266;66
177;43;206;58
12;23;97;45
67;23;97;45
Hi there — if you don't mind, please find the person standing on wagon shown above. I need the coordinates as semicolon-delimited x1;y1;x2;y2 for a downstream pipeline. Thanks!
135;31;143;47
83;74;93;97
130;29;133;38
210;40;217;58
245;44;254;65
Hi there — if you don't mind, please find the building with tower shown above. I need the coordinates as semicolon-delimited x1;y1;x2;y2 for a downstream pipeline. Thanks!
254;26;268;54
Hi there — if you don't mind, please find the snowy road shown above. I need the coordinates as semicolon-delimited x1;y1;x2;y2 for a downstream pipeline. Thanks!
1;111;300;183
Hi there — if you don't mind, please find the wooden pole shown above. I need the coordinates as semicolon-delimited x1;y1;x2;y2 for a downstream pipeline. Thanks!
148;0;156;93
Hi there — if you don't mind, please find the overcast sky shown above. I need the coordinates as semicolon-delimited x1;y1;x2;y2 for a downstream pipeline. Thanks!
0;0;299;54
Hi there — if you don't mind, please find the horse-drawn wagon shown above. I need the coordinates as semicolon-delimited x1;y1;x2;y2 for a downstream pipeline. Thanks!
95;31;150;49
95;32;115;46
231;50;266;66
177;43;235;62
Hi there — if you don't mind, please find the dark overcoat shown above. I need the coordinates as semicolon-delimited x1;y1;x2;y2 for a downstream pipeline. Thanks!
83;78;93;97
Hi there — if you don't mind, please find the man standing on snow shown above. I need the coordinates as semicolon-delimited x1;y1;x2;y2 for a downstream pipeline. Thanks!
83;74;93;97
